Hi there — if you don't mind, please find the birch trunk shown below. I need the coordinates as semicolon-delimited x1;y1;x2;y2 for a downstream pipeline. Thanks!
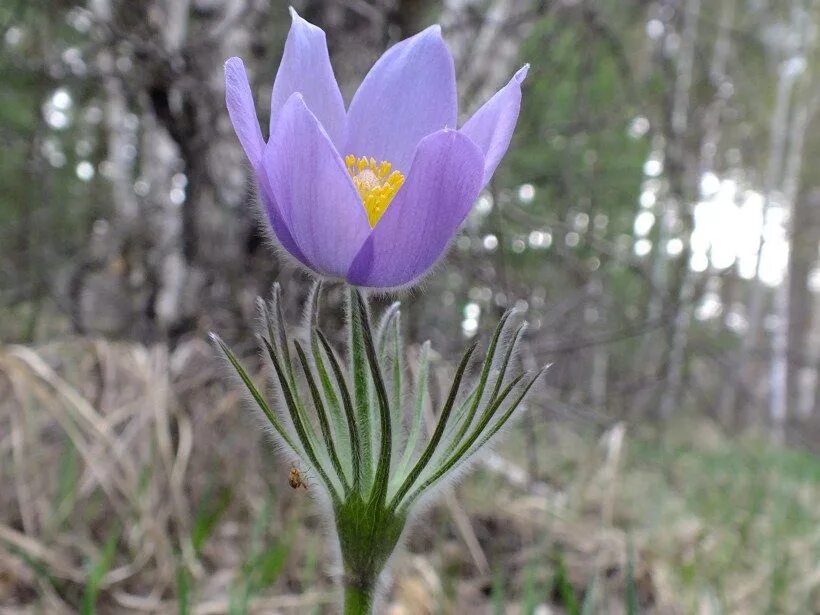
770;12;816;438
718;28;800;424
662;0;733;419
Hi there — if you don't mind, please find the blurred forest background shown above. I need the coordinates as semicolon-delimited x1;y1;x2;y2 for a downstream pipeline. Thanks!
2;0;820;613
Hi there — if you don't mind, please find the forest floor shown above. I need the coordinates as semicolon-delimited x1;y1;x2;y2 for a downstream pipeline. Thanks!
1;338;818;614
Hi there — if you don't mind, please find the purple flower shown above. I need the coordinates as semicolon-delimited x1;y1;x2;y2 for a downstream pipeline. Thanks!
225;8;528;289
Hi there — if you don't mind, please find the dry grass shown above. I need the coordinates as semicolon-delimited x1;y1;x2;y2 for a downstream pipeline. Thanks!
1;338;819;614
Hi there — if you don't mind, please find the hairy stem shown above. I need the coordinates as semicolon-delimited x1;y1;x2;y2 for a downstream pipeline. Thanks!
343;581;374;615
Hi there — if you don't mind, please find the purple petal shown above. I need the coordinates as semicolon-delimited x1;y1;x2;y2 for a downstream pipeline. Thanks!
270;8;346;148
265;93;370;279
225;57;264;168
461;64;529;186
345;26;457;173
255;161;310;267
347;130;483;288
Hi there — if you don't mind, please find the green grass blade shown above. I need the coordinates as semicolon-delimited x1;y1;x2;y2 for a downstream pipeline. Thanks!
81;527;119;615
554;551;580;615
191;485;232;554
580;574;599;615
177;560;191;615
626;536;638;615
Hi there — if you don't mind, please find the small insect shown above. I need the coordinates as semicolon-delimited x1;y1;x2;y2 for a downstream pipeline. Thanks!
288;464;308;490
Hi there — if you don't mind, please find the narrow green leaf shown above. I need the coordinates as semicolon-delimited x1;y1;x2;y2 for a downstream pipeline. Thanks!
348;287;373;486
389;341;477;512
394;341;430;483
261;337;341;504
295;340;350;494
448;310;514;450
466;367;547;459
304;280;322;332
488;322;527;404
389;313;403;444
270;283;296;388
402;370;536;508
375;301;401;349
311;329;348;462
262;290;323;452
210;333;299;454
307;285;349;460
318;330;362;492
355;290;393;509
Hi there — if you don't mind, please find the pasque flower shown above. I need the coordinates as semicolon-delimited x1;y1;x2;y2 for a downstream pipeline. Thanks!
225;8;528;289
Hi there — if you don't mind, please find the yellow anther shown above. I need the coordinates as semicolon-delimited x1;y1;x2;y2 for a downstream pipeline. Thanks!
346;154;405;227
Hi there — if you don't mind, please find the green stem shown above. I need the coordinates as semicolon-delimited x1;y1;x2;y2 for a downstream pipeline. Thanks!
343;582;374;615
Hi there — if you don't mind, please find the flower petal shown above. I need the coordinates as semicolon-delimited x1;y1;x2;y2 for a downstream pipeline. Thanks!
270;7;346;148
461;64;529;186
345;26;457;173
225;57;264;168
265;93;370;279
347;129;483;288
255;161;310;267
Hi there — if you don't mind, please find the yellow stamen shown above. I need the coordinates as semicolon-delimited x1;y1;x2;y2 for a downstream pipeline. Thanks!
345;154;405;227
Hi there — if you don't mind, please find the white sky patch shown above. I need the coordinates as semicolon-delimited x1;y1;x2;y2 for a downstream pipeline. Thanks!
518;183;535;203
628;116;650;139
687;177;787;287
475;193;493;215
700;171;721;197
462;301;480;338
634;211;655;236
44;88;74;130
640;190;656;209
76;161;94;181
528;230;551;249
666;237;684;256
634;238;652;257
643;157;663;177
696;292;723;321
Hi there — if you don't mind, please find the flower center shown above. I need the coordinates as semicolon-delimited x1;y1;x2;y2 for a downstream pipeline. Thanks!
345;155;405;227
